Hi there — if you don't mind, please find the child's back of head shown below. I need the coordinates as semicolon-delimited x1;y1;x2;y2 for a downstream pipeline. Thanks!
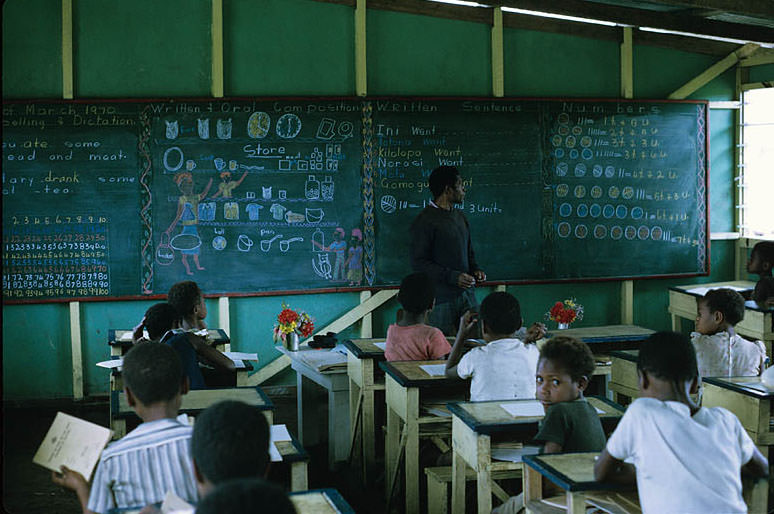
479;291;522;336
196;478;296;514
191;400;270;487
143;302;180;341
123;342;184;406
700;288;745;327
168;280;202;319
397;272;435;315
638;331;698;386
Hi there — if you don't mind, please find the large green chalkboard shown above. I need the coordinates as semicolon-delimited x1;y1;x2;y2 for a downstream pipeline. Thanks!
2;97;708;302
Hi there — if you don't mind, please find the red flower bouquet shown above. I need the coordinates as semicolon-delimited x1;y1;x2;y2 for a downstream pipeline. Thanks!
545;299;584;327
273;303;315;344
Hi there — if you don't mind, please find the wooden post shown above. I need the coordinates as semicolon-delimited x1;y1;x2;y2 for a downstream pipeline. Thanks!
669;43;759;100
61;0;73;99
218;296;231;351
211;0;224;98
69;302;84;399
355;0;367;96
360;290;372;338
491;7;504;98
619;26;633;99
621;281;634;325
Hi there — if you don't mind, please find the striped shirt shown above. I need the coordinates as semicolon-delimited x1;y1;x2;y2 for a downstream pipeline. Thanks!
87;418;198;513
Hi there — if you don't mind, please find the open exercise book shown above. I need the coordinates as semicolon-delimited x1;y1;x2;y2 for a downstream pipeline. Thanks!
33;412;112;481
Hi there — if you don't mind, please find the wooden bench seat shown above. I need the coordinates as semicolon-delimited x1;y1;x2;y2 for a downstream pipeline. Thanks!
425;465;523;514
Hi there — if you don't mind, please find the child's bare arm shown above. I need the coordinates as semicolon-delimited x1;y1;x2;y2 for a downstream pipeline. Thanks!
742;446;769;478
594;448;636;485
51;466;95;514
187;334;236;372
542;441;563;453
445;311;477;378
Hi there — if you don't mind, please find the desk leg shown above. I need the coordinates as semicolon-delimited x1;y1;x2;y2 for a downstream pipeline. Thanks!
671;313;680;332
451;450;467;514
477;463;492;514
362;372;376;482
385;406;400;498
296;371;306;445
290;462;308;492
567;492;586;514
405;415;419;514
349;378;363;470
523;465;543;506
329;387;350;467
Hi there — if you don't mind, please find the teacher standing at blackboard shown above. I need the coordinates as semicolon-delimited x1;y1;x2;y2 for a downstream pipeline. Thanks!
410;166;486;335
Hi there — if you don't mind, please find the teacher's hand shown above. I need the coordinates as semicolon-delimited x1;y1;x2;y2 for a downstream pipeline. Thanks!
457;273;476;289
473;270;486;282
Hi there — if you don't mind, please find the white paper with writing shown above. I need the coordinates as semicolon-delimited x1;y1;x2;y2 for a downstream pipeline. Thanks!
33;412;112;480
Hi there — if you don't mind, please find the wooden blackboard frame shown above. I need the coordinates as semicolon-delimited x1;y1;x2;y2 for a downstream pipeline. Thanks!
3;95;710;305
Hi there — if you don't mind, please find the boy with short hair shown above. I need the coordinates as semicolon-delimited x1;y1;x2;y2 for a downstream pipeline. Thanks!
692;288;766;377
747;241;774;306
385;272;452;361
165;281;235;389
196;478;296;514
191;400;270;497
534;336;606;453
594;331;768;514
445;291;545;401
52;343;198;513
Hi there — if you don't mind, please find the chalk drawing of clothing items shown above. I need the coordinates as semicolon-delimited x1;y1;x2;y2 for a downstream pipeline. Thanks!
270;203;287;221
246;203;264;221
224;202;239;220
198;202;216;222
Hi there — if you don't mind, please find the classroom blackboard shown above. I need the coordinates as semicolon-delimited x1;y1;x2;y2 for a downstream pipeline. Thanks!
2;97;708;302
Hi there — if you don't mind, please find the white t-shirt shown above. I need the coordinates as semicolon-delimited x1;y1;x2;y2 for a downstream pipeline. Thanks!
456;338;539;402
606;398;755;514
691;330;766;378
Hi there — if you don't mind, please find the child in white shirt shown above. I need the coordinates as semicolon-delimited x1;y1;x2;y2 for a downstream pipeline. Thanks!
692;288;766;377
445;291;545;401
594;331;768;514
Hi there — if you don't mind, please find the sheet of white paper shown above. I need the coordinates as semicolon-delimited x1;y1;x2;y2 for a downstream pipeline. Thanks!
224;352;258;361
271;424;292;442
491;446;541;463
500;400;545;418
423;407;452;418
232;359;245;369
118;331;133;342
33;412;113;480
270;443;282;462
160;490;194;514
595;406;606;414
686;285;749;296
96;359;123;369
331;343;348;355
420;364;447;376
373;342;387;350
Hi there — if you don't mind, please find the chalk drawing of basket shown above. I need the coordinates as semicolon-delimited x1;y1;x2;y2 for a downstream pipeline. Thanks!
156;233;175;266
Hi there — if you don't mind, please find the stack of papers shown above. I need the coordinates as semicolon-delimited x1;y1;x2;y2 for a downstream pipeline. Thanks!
295;349;347;371
269;424;292;462
33;412;113;480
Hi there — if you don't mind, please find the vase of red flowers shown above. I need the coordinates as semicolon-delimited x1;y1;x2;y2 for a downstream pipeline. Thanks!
273;303;315;351
545;298;584;329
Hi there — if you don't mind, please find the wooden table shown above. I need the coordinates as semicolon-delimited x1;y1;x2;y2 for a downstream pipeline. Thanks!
274;428;312;492
380;359;468;514
668;280;773;355
277;345;350;468
522;453;638;514
702;376;773;449
344;337;387;483
289;488;355;514
608;350;640;404
448;397;625;514
110;385;273;438
108;328;230;355
547;325;654;354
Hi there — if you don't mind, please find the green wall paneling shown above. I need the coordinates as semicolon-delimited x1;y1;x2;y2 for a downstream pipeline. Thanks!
2;0;62;98
502;28;619;97
748;64;774;83
366;9;491;95
633;45;717;99
225;0;354;96
73;0;211;97
708;108;734;232
2;303;72;399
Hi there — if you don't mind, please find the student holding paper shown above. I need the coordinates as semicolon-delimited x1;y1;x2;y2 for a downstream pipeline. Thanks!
52;342;198;513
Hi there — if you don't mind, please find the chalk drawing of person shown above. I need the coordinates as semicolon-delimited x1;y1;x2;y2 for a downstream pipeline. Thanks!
211;170;248;199
312;227;347;281
165;167;213;276
345;228;364;286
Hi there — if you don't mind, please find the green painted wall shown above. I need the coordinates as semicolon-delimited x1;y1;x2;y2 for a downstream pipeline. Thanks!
2;1;740;400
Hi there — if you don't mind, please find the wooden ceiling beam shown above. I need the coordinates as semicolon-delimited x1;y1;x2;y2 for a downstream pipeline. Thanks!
490;0;774;43
630;0;774;21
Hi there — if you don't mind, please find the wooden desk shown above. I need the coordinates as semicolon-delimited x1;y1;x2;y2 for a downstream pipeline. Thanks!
344;337;387;483
110;386;273;439
668;281;773;355
448;397;625;514
289;488;355;514
108;328;230;355
522;453;638;514
274;428;311;492
608;350;640;404
548;325;654;354
380;359;468;514
107;354;254;391
277;345;350;469
702;376;773;447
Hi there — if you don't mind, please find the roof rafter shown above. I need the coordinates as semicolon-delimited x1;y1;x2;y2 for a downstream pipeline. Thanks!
633;0;774;20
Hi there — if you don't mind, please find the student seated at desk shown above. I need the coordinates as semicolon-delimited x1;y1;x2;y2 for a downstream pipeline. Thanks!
168;280;208;331
692;288;766;377
751;275;774;309
52;343;198;513
385;272;452;361
196;478;296;514
594;331;769;514
445;292;545;401
745;241;774;306
131;302;180;344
